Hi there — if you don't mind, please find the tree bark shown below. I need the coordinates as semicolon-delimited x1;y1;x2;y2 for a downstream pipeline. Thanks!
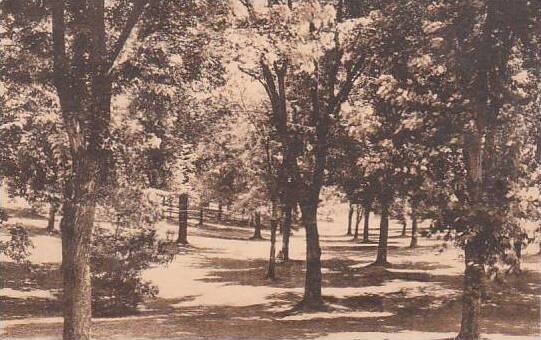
198;205;204;226
457;244;483;340
280;204;292;261
458;124;485;340
218;203;223;221
513;241;522;273
353;205;361;240
346;202;353;235
177;193;188;244
60;155;98;340
267;203;278;280
401;219;407;237
409;199;418;248
47;203;57;233
300;202;324;308
251;212;263;240
374;201;390;266
50;0;146;338
362;208;370;243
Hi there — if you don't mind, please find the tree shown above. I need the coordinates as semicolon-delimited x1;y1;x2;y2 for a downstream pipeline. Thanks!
231;0;379;308
0;1;228;338
419;1;540;338
346;202;354;235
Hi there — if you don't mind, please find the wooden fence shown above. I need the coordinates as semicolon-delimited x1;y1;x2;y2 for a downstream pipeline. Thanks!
160;195;249;225
160;193;258;243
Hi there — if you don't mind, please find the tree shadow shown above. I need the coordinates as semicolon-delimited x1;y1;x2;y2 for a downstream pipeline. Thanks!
0;261;62;319
2;207;47;221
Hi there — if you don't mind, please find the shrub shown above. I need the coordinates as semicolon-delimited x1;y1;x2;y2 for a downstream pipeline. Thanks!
0;210;34;265
90;226;174;317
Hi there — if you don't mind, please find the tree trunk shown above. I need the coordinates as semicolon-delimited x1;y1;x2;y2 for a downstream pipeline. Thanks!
251;212;263;239
47;203;57;233
60;156;98;340
300;202;324;308
177;193;188;244
374;201;390;266
458;124;485;339
278;208;283;234
401;219;407;237
280;204;292;261
513;241;522;273
50;0;144;338
218;203;222;221
346;202;353;235
409;200;418;248
353;205;361;240
457;244;483;340
266;214;278;279
362;208;370;243
198;205;204;226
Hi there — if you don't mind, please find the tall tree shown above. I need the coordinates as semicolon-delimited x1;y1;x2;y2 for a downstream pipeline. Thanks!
231;0;379;307
422;1;540;338
0;1;228;338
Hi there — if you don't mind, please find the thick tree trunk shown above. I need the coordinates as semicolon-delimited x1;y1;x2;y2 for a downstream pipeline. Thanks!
61;202;94;340
300;202;324;308
409;200;418;248
177;193;188;244
353;205;361;240
458;124;485;339
362;208;370;243
251;212;263;240
47;203;57;233
346;202;353;235
280;204;292;261
374;201;390;266
457;244;483;340
50;0;142;338
60;157;98;340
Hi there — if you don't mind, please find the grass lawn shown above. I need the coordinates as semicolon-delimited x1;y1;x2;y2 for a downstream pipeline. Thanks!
1;203;539;339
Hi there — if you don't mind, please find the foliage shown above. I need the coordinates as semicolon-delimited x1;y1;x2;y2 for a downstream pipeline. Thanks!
0;223;34;266
91;225;174;317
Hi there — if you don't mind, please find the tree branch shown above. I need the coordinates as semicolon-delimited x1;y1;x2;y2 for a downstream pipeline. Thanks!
330;55;367;117
239;0;257;21
51;0;68;88
238;65;263;83
107;0;148;74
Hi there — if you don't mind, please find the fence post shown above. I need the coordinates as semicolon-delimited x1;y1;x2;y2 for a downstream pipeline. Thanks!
177;193;188;244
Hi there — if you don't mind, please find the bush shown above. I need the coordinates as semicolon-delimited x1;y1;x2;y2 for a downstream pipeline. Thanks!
91;226;174;317
0;210;34;265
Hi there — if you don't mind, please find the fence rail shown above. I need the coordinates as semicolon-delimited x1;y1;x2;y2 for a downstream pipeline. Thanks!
159;194;256;243
95;194;259;243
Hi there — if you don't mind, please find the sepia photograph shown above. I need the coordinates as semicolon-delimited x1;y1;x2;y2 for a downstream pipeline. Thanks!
0;0;539;339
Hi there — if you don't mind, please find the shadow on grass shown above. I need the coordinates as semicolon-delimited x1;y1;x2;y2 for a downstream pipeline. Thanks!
2;214;540;339
0;262;62;319
2;207;47;221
